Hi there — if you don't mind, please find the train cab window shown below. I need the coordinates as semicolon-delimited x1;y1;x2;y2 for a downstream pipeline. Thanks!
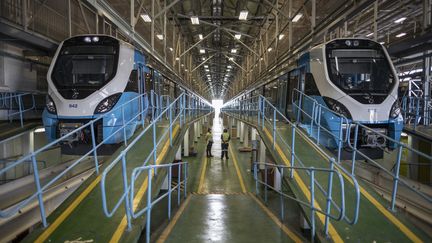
304;73;319;96
125;69;139;92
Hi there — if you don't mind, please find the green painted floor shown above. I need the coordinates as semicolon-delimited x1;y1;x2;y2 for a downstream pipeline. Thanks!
161;115;304;243
227;112;431;242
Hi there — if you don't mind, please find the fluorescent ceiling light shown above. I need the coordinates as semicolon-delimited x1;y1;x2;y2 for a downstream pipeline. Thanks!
191;16;200;25
204;65;208;68
366;32;373;37
231;49;237;53
202;57;206;61
278;34;285;40
227;65;232;69
200;49;205;54
156;34;163;40
267;47;272;52
169;47;173;51
175;57;180;61
396;32;406;38
260;57;263;61
394;17;407;23
239;10;248;20
292;13;303;22
181;64;184;67
234;34;241;40
229;57;234;61
205;69;209;72
140;14;152;22
185;69;188;71
198;34;203;40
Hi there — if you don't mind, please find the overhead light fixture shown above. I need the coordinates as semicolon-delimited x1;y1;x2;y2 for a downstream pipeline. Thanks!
229;57;234;61
278;34;285;40
396;32;406;38
185;69;188;71
156;34;164;40
260;57;263;61
231;49;237;53
292;13;303;22
191;16;200;25
379;41;385;45
34;127;46;133
394;17;407;24
200;49;205;54
175;57;180;61
205;69;209;72
234;34;242;40
198;34;203;40
204;65;208;68
227;65;232;69
239;10;248;20
140;14;152;22
267;47;273;52
366;32;373;37
202;57;206;61
169;47;173;52
181;64;184;67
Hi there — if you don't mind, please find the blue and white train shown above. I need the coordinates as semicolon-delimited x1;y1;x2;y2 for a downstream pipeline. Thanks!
43;35;150;150
248;38;403;157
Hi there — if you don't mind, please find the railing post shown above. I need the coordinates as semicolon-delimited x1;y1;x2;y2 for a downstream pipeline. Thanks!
90;123;99;174
296;92;303;123
152;119;158;174
168;166;172;220
390;145;403;212
257;97;261;126
351;124;359;174
18;95;24;127
280;168;284;220
324;158;335;236
141;94;145;128
261;100;265;129
121;152;132;230
184;163;188;198
254;162;259;195
122;106;127;146
290;125;296;179
415;98;420;128
31;154;47;227
316;106;321;145
310;168;315;242
337;118;343;163
310;102;316;136
146;168;152;243
169;105;173;147
177;163;181;205
273;109;276;150
264;164;268;203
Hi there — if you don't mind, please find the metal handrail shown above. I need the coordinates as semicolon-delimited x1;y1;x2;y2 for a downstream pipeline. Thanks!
100;92;212;232
253;161;345;241
130;162;188;243
0;92;38;127
401;95;432;127
0;93;150;227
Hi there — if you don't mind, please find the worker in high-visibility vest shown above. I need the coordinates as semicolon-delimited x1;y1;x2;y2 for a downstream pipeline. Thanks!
206;128;213;157
221;128;230;160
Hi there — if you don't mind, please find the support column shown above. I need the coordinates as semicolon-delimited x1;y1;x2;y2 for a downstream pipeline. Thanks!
183;129;189;157
240;122;244;143
251;128;257;141
176;145;182;161
193;122;198;143
243;125;249;148
236;120;241;138
259;137;266;170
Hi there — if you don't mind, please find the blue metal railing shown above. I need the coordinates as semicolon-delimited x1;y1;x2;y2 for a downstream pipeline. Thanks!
100;92;211;236
0;92;40;127
130;162;188;243
401;95;432;128
253;161;345;241
0;93;150;227
222;95;361;239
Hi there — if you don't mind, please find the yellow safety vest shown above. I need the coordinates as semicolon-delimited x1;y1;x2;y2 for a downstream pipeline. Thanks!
222;132;230;143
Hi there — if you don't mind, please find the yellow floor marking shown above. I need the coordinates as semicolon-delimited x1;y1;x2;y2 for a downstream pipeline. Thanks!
110;125;180;243
263;128;343;243
295;128;423;243
197;154;208;193
35;176;102;243
249;192;303;243
229;144;247;193
155;195;192;243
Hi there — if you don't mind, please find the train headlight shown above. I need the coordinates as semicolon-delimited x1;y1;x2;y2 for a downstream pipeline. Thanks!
94;93;122;114
323;97;352;119
390;101;401;119
46;95;57;114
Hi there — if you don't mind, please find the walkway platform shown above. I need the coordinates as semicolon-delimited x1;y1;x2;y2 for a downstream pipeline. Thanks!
225;112;431;242
156;116;305;243
404;124;432;142
0;121;41;141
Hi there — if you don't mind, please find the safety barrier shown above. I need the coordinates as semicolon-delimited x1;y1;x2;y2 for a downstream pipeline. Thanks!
0;92;39;127
401;95;432;128
253;161;345;241
100;92;211;236
222;94;361;239
130;162;188;243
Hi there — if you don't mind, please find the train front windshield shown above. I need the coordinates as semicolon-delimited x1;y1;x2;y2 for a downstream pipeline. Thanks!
52;45;118;90
326;48;395;95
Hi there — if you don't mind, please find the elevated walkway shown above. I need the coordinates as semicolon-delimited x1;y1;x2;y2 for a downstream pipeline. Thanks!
223;95;431;242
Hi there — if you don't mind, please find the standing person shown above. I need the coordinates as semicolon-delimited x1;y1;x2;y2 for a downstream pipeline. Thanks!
206;128;213;157
221;128;230;160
